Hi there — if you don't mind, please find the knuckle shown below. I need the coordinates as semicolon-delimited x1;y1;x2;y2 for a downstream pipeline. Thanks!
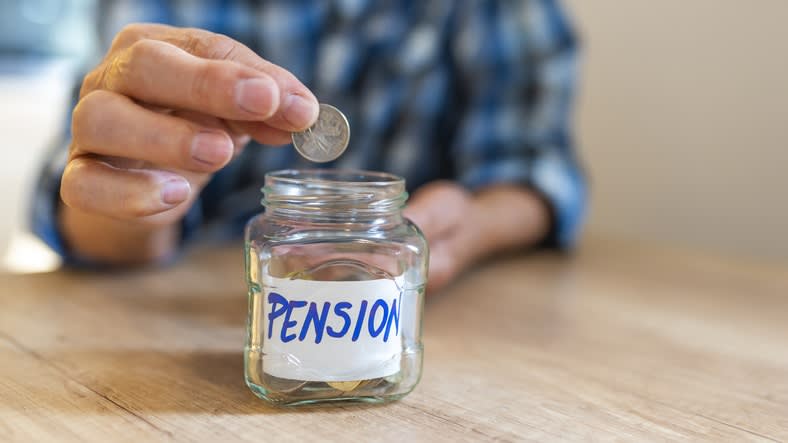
122;23;147;35
93;52;130;92
71;97;95;144
80;59;121;97
203;33;238;59
178;29;237;59
99;38;156;93
79;68;101;98
125;38;159;67
114;23;148;47
59;158;91;209
71;90;111;143
83;24;151;97
172;31;202;55
114;23;177;53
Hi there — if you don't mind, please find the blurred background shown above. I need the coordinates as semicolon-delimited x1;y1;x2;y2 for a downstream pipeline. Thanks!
1;0;786;272
566;0;788;261
0;0;95;272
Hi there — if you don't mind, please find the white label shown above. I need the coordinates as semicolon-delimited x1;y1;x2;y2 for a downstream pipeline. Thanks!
262;277;403;381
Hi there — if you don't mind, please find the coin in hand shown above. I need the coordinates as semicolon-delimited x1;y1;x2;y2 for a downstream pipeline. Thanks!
291;104;350;163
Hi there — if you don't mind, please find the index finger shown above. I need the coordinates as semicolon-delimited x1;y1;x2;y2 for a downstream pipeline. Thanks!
93;26;319;131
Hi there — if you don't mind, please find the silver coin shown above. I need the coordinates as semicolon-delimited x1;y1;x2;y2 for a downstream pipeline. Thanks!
291;104;350;163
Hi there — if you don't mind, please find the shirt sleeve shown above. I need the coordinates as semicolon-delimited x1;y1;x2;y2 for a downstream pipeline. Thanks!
450;0;587;248
30;137;71;262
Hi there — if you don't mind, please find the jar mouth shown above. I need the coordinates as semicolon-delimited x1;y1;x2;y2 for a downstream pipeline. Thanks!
262;169;408;216
265;169;404;187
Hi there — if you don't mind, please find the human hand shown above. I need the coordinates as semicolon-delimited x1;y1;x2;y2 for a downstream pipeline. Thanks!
403;181;480;293
61;23;318;226
403;181;552;294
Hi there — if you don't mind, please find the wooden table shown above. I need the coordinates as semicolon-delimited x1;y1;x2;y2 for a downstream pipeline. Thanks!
1;237;786;442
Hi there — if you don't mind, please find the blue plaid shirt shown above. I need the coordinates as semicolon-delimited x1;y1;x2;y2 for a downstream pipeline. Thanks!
33;0;587;261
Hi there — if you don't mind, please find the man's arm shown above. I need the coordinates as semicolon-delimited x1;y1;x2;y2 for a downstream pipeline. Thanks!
403;0;586;292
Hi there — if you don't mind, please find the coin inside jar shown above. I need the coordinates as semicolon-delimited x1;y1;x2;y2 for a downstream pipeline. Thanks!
291;104;350;163
327;381;362;392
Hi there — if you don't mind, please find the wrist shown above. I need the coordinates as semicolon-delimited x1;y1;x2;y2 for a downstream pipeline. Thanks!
470;185;551;257
59;203;181;265
462;197;500;262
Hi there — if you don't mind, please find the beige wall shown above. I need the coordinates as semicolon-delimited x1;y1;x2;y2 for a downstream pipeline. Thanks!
565;0;788;260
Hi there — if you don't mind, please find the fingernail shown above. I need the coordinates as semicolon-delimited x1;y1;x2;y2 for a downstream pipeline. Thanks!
191;131;233;166
161;178;190;205
235;77;279;117
282;93;319;130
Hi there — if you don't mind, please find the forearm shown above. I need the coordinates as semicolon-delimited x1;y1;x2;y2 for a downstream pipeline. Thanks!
467;184;551;261
59;203;180;265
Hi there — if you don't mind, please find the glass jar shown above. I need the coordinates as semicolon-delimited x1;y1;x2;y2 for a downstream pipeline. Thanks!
244;169;428;405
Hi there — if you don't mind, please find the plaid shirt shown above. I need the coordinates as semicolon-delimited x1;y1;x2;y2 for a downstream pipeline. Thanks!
32;0;587;262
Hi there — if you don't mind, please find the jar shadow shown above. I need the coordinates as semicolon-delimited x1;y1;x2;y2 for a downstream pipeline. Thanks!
39;348;394;415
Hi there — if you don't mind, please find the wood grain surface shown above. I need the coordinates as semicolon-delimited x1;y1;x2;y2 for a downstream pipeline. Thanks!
1;236;786;442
